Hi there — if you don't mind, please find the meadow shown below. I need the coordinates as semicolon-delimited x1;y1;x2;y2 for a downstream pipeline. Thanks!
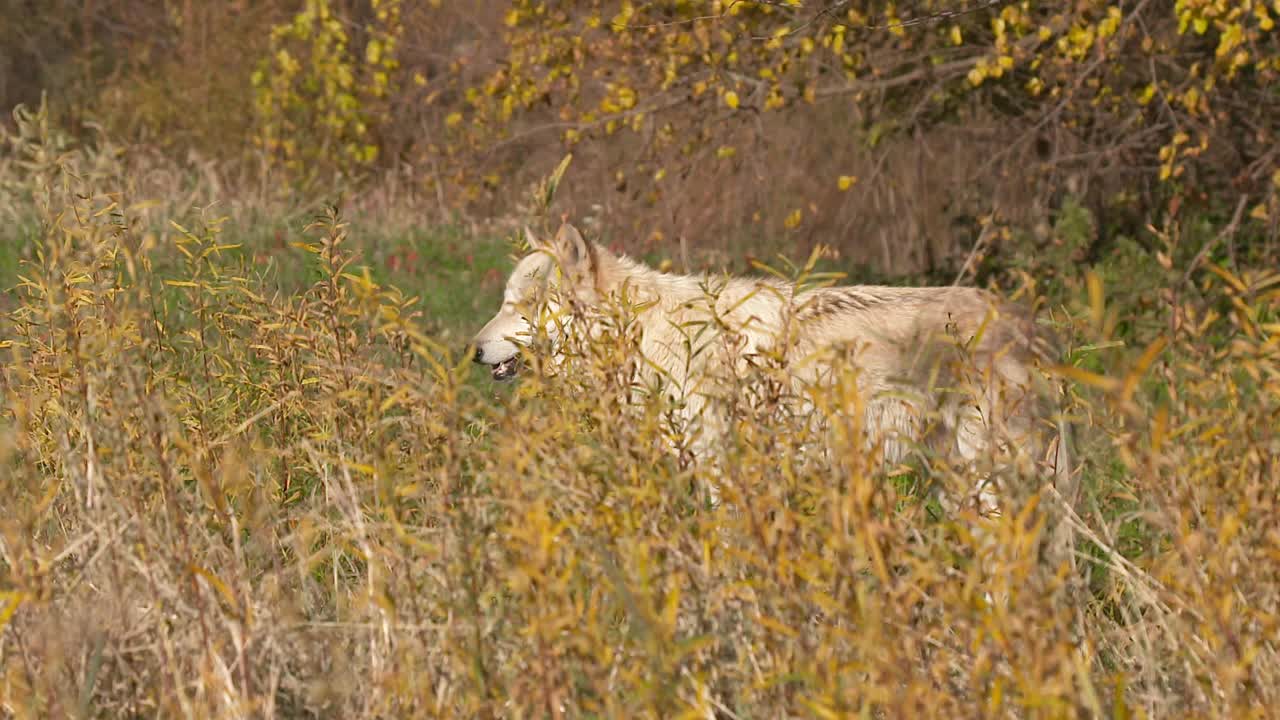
1;94;1277;720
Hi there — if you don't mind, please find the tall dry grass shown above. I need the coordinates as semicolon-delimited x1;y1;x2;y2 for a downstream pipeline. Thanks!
1;106;1278;719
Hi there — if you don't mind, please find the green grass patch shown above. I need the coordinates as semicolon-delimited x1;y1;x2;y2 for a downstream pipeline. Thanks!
0;220;39;302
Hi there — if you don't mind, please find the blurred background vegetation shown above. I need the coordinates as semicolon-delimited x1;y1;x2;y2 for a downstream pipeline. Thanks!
2;0;1277;275
1;1;1279;717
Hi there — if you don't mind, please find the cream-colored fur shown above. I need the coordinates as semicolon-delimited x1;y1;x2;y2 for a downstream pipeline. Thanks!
473;223;1072;514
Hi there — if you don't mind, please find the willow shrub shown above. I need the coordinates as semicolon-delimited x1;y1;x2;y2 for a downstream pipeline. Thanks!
1;113;1278;719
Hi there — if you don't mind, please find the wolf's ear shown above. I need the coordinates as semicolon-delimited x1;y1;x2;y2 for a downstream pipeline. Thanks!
552;223;590;267
523;226;545;252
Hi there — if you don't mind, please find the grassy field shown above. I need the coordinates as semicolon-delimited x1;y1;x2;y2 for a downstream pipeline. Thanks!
2;122;1278;719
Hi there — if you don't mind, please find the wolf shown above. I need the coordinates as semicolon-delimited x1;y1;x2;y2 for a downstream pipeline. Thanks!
472;223;1074;518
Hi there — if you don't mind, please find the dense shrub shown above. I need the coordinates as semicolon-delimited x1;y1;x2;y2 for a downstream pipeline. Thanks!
4;1;1277;269
1;102;1278;718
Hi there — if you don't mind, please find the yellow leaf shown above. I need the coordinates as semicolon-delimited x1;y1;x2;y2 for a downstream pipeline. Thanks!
798;699;843;720
1206;263;1249;293
345;461;377;476
716;145;736;159
1182;86;1200;112
0;591;26;632
544;152;574;208
1150;404;1169;453
950;25;963;45
758;615;798;638
837;175;857;191
724;90;740;109
662;586;680;628
1087;269;1105;330
1121;336;1167;404
189;565;241;615
445;112;463;128
784;208;803;229
1052;365;1121;392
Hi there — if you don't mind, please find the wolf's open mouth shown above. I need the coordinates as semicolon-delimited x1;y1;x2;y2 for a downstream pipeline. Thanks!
491;356;520;381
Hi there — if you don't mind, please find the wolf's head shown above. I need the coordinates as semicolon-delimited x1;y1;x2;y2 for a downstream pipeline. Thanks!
471;223;603;381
